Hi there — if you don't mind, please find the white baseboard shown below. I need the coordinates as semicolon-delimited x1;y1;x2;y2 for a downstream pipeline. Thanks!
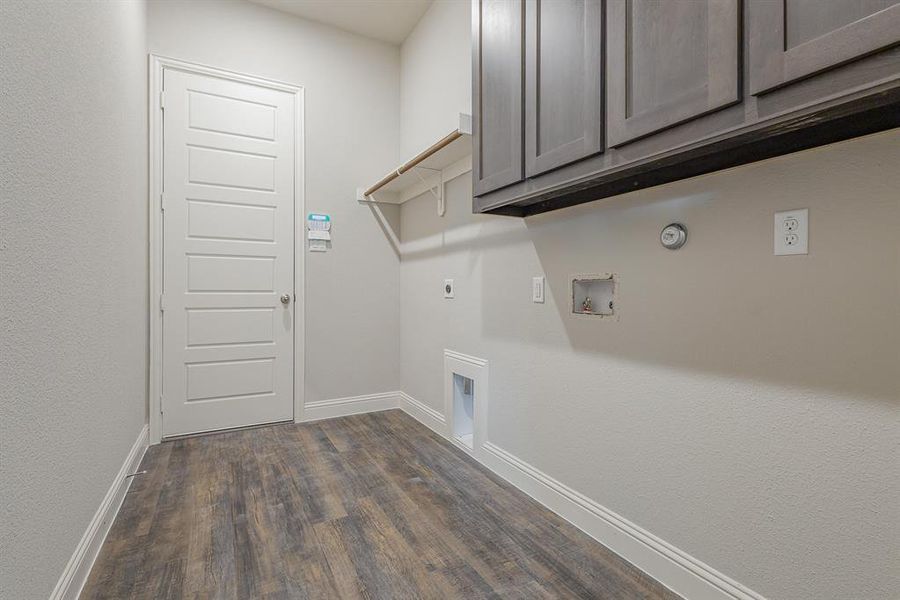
300;391;401;422
50;424;149;600
397;393;764;600
480;442;765;600
398;391;447;436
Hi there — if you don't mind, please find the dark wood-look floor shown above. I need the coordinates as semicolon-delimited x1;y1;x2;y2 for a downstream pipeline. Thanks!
82;410;680;599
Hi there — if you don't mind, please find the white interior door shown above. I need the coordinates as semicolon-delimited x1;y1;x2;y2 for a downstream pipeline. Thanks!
161;67;296;438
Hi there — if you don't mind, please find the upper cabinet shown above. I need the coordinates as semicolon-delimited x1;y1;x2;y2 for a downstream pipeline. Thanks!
607;0;740;146
472;0;900;216
472;0;525;196
748;0;900;94
525;0;604;176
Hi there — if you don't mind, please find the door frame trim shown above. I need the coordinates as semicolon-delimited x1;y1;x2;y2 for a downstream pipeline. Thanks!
148;54;305;444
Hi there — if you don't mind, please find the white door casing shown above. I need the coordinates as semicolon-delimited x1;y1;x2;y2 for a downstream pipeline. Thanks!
158;65;298;438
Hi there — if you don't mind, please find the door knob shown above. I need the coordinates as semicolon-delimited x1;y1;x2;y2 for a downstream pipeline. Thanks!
280;293;291;305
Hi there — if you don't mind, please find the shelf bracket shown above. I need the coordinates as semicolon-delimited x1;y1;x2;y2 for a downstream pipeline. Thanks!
411;166;445;217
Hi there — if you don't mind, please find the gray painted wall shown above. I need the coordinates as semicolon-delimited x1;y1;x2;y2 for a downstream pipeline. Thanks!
0;1;149;597
399;2;900;599
400;0;472;158
147;0;402;406
399;136;900;600
1;2;404;596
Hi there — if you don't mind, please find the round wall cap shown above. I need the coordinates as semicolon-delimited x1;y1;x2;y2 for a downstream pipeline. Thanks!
660;223;687;250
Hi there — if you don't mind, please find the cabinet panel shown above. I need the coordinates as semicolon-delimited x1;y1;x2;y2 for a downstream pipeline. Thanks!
473;0;525;195
749;0;900;94
525;0;604;177
606;0;740;146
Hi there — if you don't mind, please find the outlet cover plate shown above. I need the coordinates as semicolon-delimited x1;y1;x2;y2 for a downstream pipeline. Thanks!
774;208;808;256
444;279;454;299
532;276;545;303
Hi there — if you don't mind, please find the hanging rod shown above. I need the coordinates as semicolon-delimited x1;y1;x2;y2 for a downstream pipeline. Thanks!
364;129;465;198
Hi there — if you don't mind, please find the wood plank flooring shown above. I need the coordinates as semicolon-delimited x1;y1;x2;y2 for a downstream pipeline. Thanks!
82;410;681;599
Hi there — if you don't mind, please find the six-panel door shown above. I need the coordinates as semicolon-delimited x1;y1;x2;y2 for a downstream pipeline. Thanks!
606;0;741;146
525;0;604;176
748;0;900;95
161;68;295;438
473;0;525;195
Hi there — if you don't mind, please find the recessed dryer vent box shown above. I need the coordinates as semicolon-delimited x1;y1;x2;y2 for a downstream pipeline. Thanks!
452;373;475;450
572;274;616;317
444;350;488;456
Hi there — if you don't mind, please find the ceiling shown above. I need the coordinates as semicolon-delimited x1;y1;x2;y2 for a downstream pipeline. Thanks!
249;0;434;44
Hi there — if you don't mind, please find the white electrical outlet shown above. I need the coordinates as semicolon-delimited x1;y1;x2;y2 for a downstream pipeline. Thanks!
444;279;454;299
774;208;808;256
532;276;545;303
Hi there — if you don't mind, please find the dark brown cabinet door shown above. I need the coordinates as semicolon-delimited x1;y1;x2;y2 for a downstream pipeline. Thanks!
606;0;741;147
749;0;900;95
525;0;604;177
473;0;525;195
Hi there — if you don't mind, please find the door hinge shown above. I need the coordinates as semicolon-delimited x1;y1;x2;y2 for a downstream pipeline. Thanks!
159;294;166;312
159;91;166;110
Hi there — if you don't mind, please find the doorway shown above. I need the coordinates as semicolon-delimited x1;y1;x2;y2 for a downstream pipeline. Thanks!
150;57;304;441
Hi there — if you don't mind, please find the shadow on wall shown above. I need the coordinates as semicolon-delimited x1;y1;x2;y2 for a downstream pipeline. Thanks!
395;153;899;406
367;201;402;259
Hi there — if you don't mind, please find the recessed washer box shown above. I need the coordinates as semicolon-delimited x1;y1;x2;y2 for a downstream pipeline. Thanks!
571;274;616;317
